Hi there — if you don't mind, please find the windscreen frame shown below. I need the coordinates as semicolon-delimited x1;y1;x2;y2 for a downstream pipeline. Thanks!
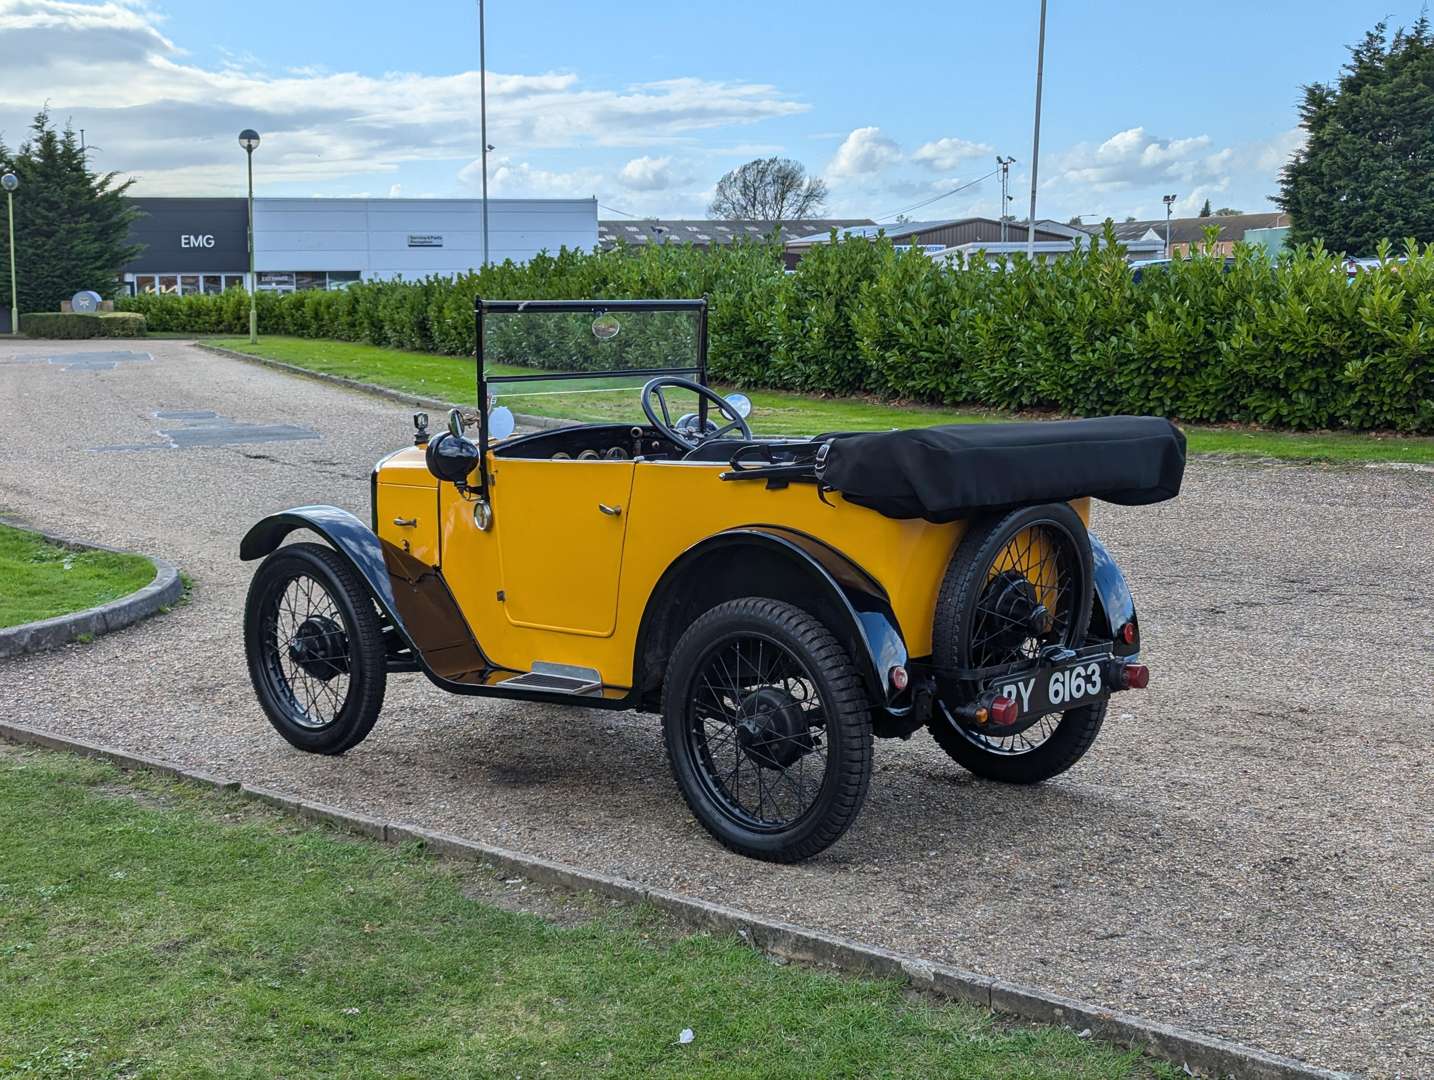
472;297;709;495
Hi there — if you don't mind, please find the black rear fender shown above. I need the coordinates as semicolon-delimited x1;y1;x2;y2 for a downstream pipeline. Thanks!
1088;531;1139;656
633;527;908;712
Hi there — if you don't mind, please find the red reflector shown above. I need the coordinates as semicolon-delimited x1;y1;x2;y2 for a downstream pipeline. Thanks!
990;695;1019;725
1120;621;1137;645
1123;663;1150;690
890;665;909;691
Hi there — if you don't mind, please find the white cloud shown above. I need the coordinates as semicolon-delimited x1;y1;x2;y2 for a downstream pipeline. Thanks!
618;155;685;191
465;157;603;198
0;0;808;195
1254;127;1306;174
912;136;993;171
827;126;901;178
1052;126;1233;193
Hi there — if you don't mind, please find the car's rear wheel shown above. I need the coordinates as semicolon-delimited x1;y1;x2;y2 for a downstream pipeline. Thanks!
662;598;873;863
929;503;1103;784
244;542;387;755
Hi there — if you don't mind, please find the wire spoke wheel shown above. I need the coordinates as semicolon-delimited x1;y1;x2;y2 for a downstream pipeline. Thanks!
959;521;1084;755
929;504;1104;784
663;598;872;863
258;572;354;730
243;543;387;756
687;632;829;832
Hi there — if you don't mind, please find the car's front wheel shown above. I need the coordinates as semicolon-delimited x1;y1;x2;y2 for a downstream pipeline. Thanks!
662;598;873;863
244;542;387;755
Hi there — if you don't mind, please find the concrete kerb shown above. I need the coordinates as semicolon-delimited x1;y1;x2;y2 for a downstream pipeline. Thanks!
0;720;1350;1080
0;519;185;660
192;341;571;431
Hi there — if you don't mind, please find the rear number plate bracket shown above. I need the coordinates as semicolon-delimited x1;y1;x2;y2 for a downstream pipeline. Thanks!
990;651;1111;717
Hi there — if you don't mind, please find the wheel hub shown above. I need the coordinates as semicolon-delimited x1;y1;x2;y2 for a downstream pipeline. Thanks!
734;686;813;770
287;615;348;681
979;570;1052;650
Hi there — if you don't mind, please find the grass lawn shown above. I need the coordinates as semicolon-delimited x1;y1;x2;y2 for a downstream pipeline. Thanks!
205;336;998;435
206;335;1434;466
0;524;155;628
0;746;1178;1080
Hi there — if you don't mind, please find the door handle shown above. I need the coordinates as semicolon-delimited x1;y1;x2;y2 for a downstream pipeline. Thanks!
598;503;622;517
392;517;418;527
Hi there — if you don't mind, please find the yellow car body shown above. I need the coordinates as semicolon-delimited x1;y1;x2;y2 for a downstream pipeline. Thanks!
240;298;1176;862
373;442;1090;691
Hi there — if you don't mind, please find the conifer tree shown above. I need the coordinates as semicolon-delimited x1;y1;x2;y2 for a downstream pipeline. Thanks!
1278;18;1434;252
0;110;141;313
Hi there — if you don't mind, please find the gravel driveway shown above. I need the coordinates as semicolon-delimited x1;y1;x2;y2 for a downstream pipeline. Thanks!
1;339;1429;1077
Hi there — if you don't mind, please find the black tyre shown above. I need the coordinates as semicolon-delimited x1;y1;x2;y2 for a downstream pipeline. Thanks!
930;503;1104;784
244;542;387;755
662;598;873;863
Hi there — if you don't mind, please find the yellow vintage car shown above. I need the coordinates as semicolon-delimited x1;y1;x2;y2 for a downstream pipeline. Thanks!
241;299;1185;862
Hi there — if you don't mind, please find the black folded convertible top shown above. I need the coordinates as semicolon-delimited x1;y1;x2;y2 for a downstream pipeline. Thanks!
818;416;1186;523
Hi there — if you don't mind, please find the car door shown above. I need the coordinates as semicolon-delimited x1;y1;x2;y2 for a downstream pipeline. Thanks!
492;458;636;636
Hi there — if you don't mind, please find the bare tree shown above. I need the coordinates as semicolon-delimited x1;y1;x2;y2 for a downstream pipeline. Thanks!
708;157;828;221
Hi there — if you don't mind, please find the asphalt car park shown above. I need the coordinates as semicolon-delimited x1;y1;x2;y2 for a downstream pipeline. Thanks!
1;338;1429;1077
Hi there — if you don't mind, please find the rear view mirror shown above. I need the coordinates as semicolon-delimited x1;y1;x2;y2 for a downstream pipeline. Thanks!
447;408;466;438
591;313;621;341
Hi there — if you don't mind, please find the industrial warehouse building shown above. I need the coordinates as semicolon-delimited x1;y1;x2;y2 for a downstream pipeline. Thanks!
783;217;1167;266
120;196;599;295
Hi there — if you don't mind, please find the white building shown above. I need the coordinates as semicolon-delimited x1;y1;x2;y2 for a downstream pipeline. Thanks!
122;196;598;296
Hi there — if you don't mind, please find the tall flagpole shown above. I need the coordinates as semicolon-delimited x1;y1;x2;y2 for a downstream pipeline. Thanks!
1026;0;1047;259
479;0;491;269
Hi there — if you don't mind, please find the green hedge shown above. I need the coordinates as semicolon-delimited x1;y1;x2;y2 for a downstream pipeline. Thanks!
21;310;147;338
99;311;146;337
117;230;1434;432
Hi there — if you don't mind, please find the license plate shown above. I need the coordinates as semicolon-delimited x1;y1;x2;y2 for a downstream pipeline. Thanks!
993;656;1109;717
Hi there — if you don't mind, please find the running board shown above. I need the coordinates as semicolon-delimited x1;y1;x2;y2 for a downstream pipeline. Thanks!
497;661;603;696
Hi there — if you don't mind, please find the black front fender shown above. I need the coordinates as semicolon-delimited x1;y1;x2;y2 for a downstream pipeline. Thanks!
240;506;488;681
240;505;408;638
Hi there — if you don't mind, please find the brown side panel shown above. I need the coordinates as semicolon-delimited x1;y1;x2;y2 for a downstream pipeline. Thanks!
381;540;491;683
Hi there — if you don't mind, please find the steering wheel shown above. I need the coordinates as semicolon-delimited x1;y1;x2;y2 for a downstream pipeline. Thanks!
641;376;751;452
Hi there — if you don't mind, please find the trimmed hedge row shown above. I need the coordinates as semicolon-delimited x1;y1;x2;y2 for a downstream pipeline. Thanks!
117;231;1434;432
22;311;147;338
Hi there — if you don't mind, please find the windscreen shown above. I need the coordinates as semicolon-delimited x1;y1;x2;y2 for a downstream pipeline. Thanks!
482;304;704;427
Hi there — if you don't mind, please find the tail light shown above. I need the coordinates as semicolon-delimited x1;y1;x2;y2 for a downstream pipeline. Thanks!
1122;663;1149;690
889;665;909;691
1119;621;1137;645
989;695;1019;726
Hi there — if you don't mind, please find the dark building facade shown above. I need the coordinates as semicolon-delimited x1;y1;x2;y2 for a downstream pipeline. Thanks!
122;197;250;295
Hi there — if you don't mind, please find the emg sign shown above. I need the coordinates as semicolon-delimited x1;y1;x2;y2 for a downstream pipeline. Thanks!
180;234;216;248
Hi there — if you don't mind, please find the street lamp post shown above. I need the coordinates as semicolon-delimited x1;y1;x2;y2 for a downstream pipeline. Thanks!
477;0;491;269
2;172;17;336
1026;0;1048;260
239;129;261;343
996;156;1014;243
1162;193;1178;258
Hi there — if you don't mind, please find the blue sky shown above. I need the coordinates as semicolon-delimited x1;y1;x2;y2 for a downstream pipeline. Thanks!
0;0;1415;221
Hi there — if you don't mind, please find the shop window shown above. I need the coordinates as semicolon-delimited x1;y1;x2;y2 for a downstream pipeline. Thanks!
180;275;200;295
135;275;156;294
158;275;179;294
201;275;223;295
225;275;247;291
295;271;327;292
326;271;361;290
257;272;295;293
